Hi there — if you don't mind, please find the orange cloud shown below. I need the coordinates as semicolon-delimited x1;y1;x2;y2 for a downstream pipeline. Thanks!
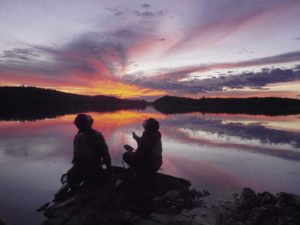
55;80;166;98
91;80;166;98
0;66;166;98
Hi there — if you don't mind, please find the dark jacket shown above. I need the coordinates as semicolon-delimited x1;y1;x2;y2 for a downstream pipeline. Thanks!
135;130;162;169
72;129;111;170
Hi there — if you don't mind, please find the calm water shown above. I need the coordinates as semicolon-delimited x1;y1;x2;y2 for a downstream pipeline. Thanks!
1;108;300;225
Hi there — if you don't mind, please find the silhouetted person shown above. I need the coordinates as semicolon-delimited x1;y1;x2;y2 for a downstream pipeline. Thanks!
123;118;162;173
67;114;112;188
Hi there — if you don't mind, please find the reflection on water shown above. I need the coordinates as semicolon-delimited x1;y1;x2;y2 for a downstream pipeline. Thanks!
0;109;300;225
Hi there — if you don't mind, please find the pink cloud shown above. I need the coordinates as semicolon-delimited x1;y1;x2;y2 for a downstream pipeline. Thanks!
164;0;300;55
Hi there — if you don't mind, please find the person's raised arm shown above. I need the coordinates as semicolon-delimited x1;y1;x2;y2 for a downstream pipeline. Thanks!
132;132;141;144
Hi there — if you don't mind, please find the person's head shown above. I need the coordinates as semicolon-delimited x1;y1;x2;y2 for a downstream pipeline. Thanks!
143;118;159;131
74;114;94;131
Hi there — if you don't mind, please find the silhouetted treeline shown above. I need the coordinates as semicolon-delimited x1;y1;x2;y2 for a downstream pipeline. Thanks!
0;86;147;121
153;96;300;115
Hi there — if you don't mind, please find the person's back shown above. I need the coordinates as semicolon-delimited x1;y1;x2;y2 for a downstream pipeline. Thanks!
73;131;97;165
68;114;112;187
123;118;163;173
135;129;162;171
73;129;109;166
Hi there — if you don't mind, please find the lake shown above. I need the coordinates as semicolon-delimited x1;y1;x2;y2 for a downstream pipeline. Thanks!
1;108;300;225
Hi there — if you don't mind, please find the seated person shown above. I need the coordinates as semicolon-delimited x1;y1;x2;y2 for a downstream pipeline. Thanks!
67;114;112;188
123;118;162;173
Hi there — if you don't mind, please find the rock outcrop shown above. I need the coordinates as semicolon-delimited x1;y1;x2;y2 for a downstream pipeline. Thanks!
40;167;210;225
39;168;300;225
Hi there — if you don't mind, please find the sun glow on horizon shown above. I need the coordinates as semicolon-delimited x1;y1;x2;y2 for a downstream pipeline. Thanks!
56;80;167;99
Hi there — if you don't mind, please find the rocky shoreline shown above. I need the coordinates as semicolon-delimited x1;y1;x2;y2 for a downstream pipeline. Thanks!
38;167;300;225
216;188;300;225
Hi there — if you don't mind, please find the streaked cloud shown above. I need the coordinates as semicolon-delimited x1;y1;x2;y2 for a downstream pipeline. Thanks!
164;0;300;55
124;51;300;94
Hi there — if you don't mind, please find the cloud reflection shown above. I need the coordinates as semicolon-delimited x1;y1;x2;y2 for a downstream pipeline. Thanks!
1;110;300;162
0;110;165;161
160;113;300;161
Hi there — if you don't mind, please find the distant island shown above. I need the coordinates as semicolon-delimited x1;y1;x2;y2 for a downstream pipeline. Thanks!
1;86;300;121
153;95;300;115
0;86;147;121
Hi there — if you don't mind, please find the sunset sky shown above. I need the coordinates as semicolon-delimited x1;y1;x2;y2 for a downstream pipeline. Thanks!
0;0;300;99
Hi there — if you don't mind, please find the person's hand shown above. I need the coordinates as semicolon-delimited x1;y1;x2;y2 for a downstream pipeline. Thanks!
132;132;138;140
124;144;134;152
